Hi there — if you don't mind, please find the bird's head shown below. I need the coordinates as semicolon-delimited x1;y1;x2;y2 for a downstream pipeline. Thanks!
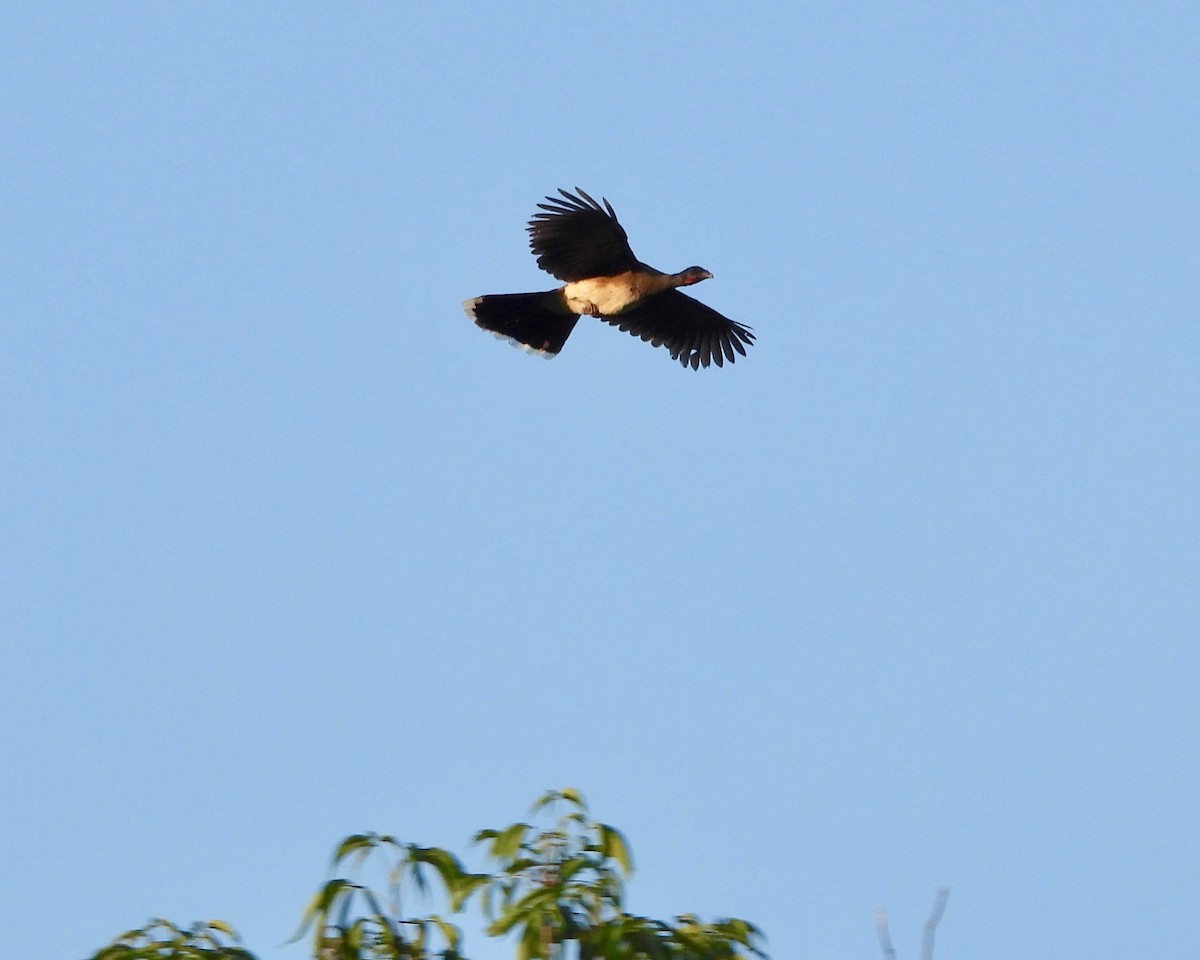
678;266;714;286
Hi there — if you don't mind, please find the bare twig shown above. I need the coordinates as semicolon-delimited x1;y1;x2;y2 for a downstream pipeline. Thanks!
875;909;897;960
876;887;949;960
920;887;950;960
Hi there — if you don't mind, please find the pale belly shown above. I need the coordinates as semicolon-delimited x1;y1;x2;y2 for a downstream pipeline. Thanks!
562;274;643;316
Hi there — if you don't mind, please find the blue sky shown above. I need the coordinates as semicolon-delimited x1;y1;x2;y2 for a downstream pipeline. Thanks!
2;3;1197;958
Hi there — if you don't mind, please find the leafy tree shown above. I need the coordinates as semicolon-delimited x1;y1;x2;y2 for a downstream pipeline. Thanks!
89;918;257;960
89;790;765;960
473;789;761;960
292;832;476;960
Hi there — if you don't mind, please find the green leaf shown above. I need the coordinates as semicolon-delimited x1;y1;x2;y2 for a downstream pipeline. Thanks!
599;825;634;875
715;918;761;946
290;892;325;943
559;788;585;808
518;916;546;960
416;845;469;894
362;887;390;923
290;878;360;943
529;790;560;815
411;860;430;895
333;834;377;865
336;883;356;930
430;914;462;950
412;918;429;953
487;886;555;937
210;919;238;939
505;856;539;877
449;872;491;913
490;822;530;861
556;856;588;884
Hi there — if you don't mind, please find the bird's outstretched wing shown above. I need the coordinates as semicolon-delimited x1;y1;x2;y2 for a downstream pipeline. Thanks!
527;188;640;281
603;289;756;369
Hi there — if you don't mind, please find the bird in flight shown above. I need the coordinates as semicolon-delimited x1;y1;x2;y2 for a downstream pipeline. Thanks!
464;188;754;369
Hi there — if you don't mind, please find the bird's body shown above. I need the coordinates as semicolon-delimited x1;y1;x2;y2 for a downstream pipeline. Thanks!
564;271;658;317
463;188;754;369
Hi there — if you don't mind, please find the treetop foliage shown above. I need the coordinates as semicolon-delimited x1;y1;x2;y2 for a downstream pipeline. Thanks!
90;789;766;960
89;918;257;960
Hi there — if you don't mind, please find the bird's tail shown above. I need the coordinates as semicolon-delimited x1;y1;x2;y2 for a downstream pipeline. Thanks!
463;291;580;357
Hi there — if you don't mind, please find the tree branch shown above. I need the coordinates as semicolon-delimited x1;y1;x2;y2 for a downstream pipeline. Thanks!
874;909;896;960
920;887;949;960
876;887;949;960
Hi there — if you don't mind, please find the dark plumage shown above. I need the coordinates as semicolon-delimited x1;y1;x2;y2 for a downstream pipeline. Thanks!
464;188;754;369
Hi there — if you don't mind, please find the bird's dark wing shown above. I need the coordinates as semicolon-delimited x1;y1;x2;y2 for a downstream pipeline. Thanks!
603;289;755;369
527;188;640;281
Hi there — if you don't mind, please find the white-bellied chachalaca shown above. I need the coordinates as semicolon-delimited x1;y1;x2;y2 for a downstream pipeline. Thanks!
464;188;754;369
